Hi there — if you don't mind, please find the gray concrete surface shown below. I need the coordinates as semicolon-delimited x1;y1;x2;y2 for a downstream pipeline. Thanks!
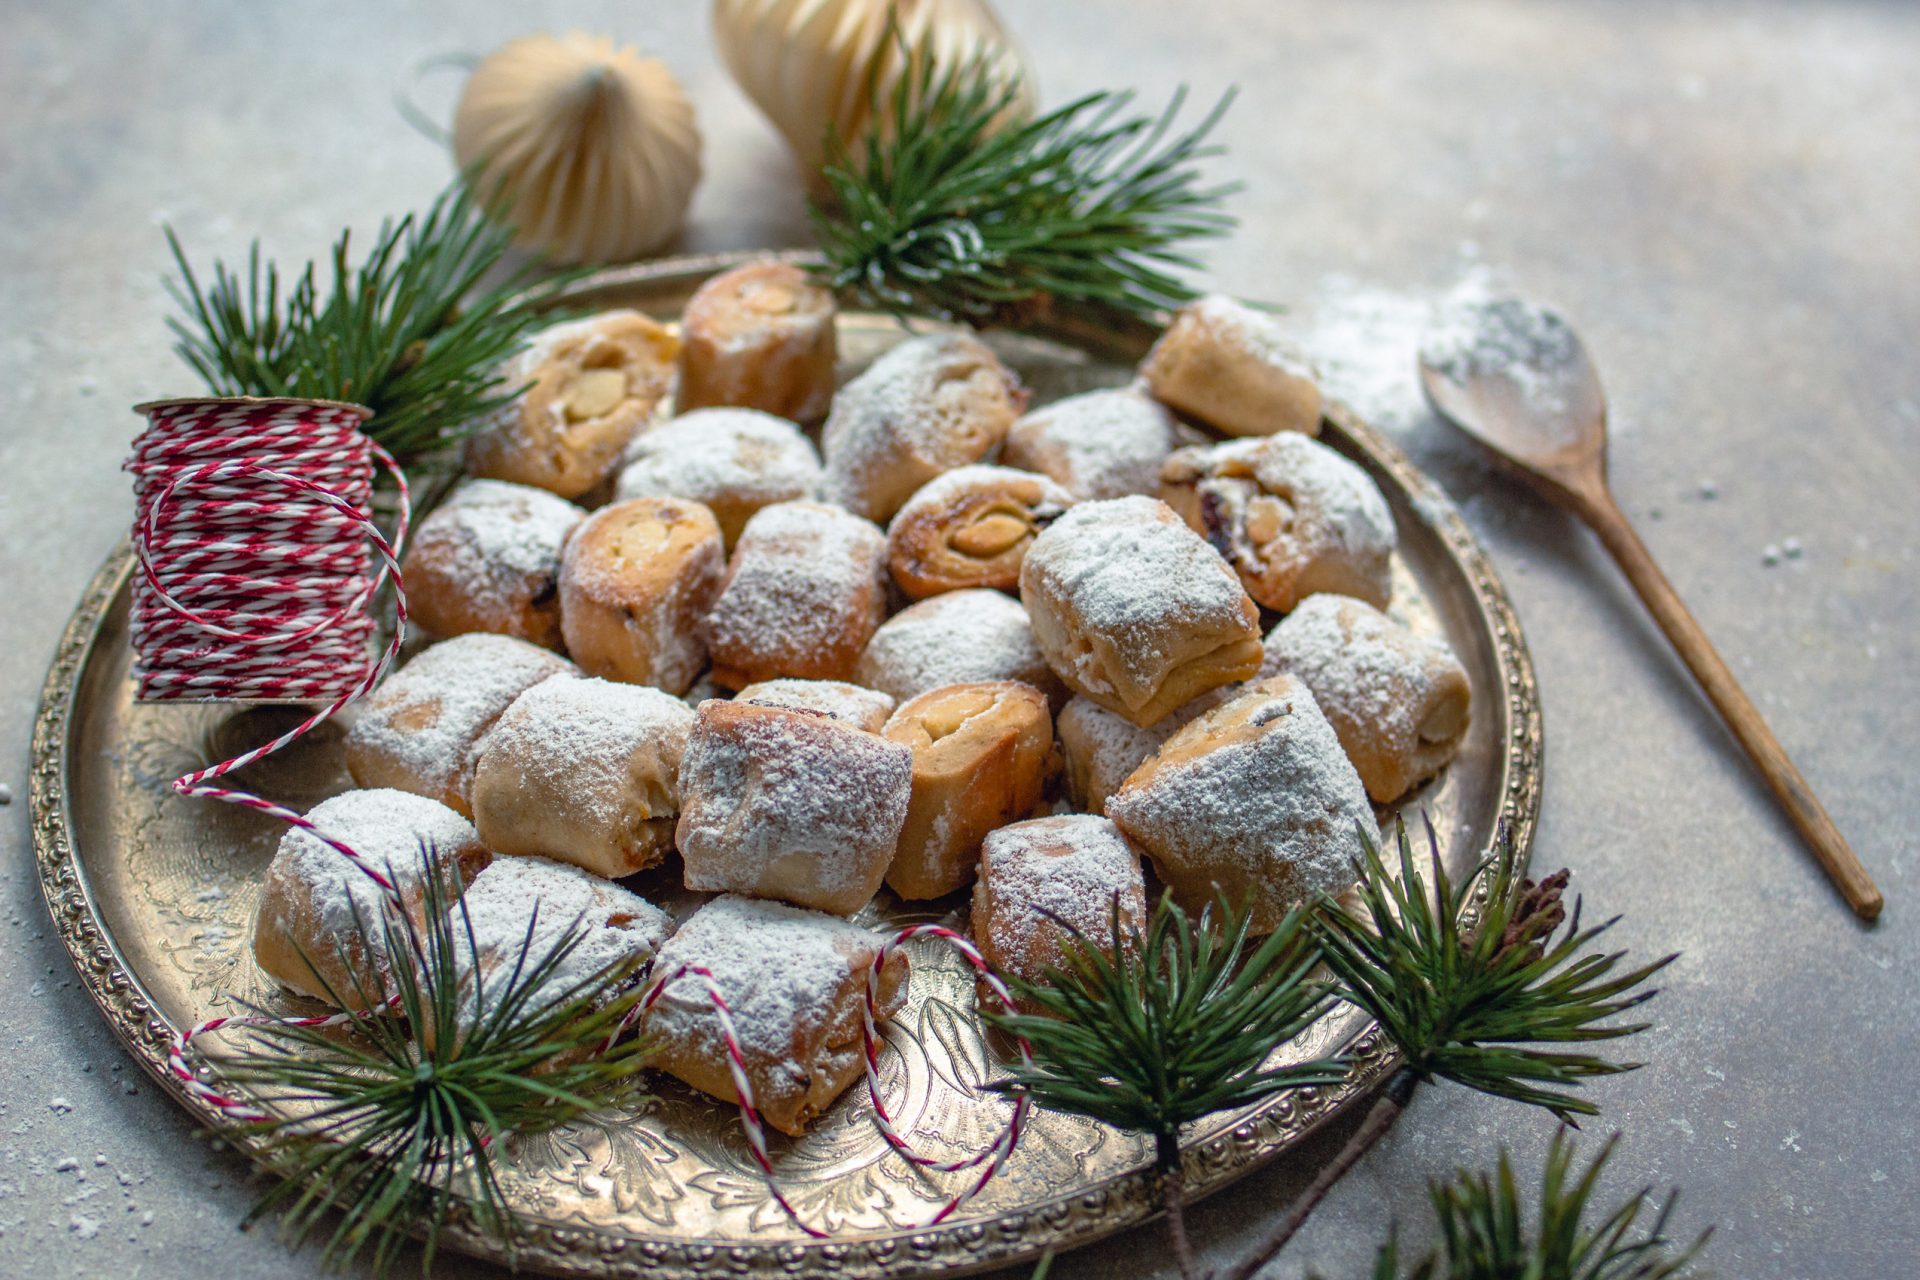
2;2;1915;1277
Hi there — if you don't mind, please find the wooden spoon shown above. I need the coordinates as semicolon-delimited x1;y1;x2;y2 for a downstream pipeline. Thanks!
1419;298;1882;920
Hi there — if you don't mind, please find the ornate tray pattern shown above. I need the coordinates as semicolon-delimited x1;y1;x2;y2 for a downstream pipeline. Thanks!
31;255;1542;1277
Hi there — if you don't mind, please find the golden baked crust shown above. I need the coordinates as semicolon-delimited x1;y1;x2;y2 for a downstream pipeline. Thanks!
702;501;889;688
820;333;1028;523
676;701;913;916
252;789;491;1009
1019;496;1262;727
645;896;909;1137
1108;675;1374;935
559;496;726;694
466;310;680;499
344;633;576;817
614;407;823;548
1161;434;1396;612
468;673;696;878
400;480;584;650
881;682;1055;900
1263;594;1471;802
971;815;1146;1016
886;464;1074;599
677;260;838;422
1140;295;1322;438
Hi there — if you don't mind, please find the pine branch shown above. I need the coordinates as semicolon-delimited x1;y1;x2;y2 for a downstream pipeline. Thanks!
1349;1129;1709;1280
204;848;653;1276
164;182;574;465
810;38;1238;326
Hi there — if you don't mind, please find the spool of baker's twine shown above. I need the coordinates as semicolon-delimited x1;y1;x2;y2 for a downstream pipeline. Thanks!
139;399;1030;1233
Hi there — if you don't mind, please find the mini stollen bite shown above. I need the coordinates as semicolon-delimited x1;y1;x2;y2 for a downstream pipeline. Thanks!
1107;674;1376;935
703;500;890;688
1161;432;1397;613
614;407;824;548
466;310;680;499
1262;593;1472;802
853;588;1064;707
559;496;726;695
676;259;838;422
820;332;1028;523
881;681;1055;900
1140;294;1322;439
253;789;492;1010
469;672;696;878
675;700;912;916
344;633;576;818
886;464;1075;599
1001;386;1185;502
645;894;910;1137
400;479;584;651
1020;495;1264;727
731;677;897;732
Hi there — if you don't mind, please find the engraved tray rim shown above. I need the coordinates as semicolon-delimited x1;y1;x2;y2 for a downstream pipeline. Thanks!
31;252;1543;1278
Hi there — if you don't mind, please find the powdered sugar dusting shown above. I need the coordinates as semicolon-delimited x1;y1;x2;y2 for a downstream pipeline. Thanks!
733;678;896;730
704;501;888;676
272;789;479;938
346;634;574;805
1262;595;1452;745
1186;295;1317;376
646;894;881;1061
1002;387;1181;502
615;408;822;510
854;589;1056;702
977;816;1145;964
407;480;583;630
1055;695;1182;815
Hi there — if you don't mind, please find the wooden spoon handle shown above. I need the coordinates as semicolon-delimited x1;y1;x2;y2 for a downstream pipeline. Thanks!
1573;486;1883;919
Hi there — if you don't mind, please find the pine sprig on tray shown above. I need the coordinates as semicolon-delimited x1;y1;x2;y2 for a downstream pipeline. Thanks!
1355;1130;1708;1280
164;183;571;465
810;39;1238;326
1314;824;1674;1120
212;851;652;1276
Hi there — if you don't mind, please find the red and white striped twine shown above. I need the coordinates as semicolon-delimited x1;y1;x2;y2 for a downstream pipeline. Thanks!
138;398;1029;1234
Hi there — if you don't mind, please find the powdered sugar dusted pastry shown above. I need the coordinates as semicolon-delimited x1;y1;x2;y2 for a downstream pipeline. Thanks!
886;464;1074;599
1002;387;1183;501
677;260;838;422
645;895;909;1136
401;480;583;650
453;856;670;1025
1020;496;1263;727
1108;675;1374;934
1161;434;1395;612
559;496;725;694
972;815;1147;1013
614;408;823;547
345;633;575;817
703;501;889;688
466;310;680;499
820;333;1028;523
1140;295;1322;438
882;682;1054;900
1263;594;1470;802
676;701;912;916
733;678;896;732
253;789;491;1009
469;673;696;878
1054;694;1182;817
853;589;1063;706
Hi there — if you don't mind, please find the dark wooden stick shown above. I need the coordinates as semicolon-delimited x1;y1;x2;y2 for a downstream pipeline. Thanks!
1156;1133;1201;1280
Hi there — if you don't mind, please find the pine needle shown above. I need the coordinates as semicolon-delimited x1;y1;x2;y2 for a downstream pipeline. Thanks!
811;37;1238;326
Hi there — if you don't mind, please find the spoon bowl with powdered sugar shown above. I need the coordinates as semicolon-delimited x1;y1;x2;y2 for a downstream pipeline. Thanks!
1417;296;1883;921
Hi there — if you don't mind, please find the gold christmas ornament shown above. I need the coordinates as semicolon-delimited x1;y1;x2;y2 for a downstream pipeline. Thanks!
453;33;702;264
712;0;1034;180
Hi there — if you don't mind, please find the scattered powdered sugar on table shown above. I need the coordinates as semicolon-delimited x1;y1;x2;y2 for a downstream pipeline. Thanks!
410;480;583;625
646;895;878;1061
455;855;670;1016
274;789;479;935
979;816;1145;962
853;589;1053;702
1003;387;1181;501
347;634;574;799
616;407;822;507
